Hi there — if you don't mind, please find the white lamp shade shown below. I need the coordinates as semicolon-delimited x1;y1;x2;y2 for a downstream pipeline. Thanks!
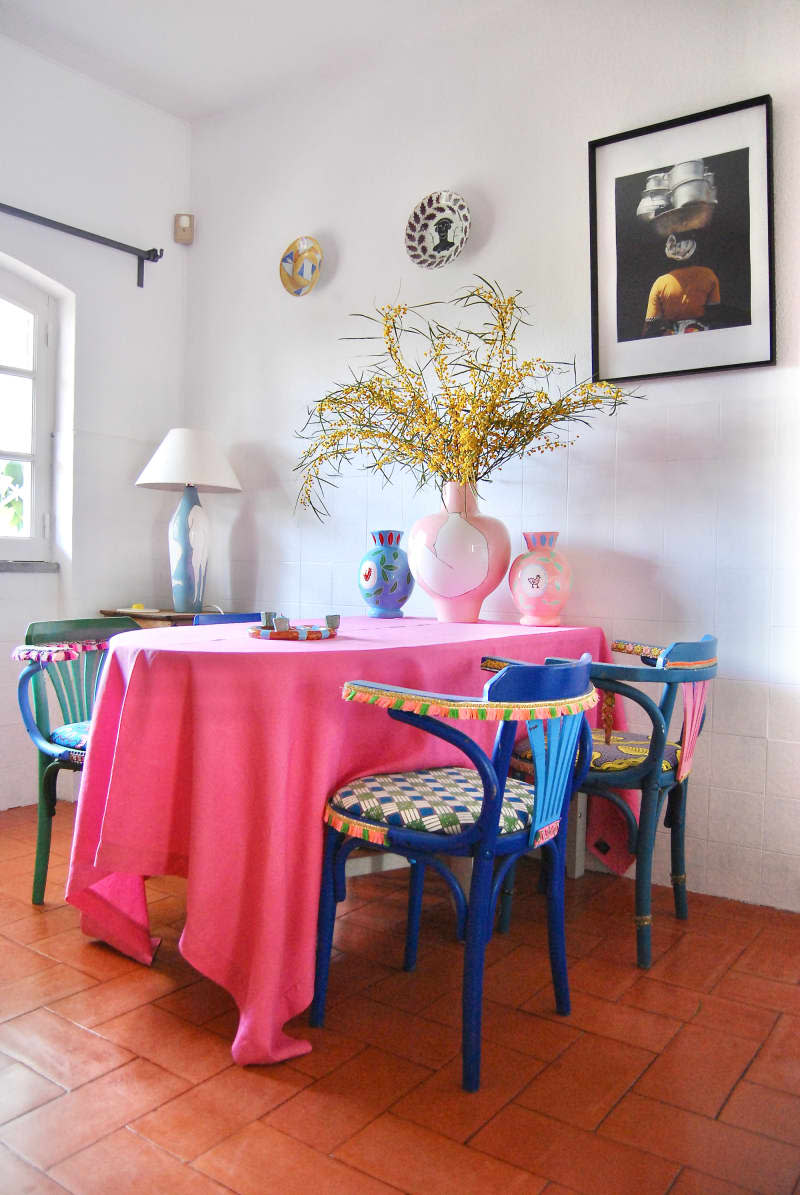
135;427;241;493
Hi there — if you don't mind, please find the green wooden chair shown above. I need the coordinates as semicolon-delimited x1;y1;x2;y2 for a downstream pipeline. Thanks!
13;617;139;903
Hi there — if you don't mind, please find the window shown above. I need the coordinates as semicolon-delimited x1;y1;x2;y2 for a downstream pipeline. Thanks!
0;269;53;560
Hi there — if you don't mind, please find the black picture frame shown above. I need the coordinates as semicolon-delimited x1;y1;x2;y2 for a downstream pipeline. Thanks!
589;95;775;383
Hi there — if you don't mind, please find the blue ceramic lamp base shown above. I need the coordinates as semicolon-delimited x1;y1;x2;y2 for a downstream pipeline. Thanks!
168;485;209;614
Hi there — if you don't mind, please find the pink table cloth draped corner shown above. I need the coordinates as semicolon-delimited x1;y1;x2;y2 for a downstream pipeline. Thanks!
66;616;621;1065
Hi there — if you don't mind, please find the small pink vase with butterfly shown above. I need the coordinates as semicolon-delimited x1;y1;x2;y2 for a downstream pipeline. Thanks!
508;531;572;626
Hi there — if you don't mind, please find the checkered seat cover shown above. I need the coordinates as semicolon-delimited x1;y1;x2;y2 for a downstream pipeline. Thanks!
324;766;536;844
512;727;680;778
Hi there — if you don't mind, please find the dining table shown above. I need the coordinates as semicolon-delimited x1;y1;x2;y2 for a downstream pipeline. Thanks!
65;615;616;1066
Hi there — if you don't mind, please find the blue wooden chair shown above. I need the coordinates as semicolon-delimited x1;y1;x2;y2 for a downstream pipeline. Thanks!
192;611;261;624
507;636;718;968
13;617;139;903
310;656;596;1091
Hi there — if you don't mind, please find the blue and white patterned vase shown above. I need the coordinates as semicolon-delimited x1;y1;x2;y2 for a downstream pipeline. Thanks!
358;530;414;618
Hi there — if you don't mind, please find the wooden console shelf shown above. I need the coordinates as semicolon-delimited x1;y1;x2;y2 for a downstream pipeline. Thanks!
99;608;197;628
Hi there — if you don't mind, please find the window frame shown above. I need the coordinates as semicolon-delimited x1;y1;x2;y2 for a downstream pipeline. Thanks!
0;268;54;561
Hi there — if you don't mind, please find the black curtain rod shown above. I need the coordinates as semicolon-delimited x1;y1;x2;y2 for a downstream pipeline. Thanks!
0;201;163;287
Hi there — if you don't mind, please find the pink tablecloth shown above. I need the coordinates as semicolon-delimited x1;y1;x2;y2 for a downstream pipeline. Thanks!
66;616;613;1065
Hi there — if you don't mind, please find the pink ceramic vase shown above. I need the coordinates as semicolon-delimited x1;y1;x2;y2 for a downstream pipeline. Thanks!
406;482;511;622
508;531;572;626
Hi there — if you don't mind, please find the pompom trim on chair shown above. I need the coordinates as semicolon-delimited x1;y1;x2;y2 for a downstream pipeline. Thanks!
611;639;664;661
12;640;109;664
341;680;597;721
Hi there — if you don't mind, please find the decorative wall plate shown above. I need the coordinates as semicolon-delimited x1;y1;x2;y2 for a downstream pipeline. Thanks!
404;190;471;269
279;235;323;296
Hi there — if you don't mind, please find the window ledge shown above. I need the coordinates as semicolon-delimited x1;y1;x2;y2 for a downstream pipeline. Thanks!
0;560;59;573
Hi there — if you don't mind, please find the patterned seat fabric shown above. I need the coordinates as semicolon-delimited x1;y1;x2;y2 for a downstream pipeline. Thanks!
50;721;90;754
326;766;536;838
589;728;680;773
512;728;680;777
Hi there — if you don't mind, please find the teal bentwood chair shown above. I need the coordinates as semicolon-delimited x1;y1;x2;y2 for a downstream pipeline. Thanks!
506;636;718;968
13;617;139;903
310;657;596;1092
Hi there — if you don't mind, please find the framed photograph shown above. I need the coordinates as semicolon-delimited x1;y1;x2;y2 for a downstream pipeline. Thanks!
589;95;775;382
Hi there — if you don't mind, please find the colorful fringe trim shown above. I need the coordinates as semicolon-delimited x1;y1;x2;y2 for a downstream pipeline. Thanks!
611;639;664;660
600;688;616;744
341;681;597;721
324;806;389;845
611;640;717;670
12;640;109;664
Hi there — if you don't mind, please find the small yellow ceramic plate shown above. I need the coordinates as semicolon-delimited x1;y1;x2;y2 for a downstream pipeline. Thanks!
280;235;323;296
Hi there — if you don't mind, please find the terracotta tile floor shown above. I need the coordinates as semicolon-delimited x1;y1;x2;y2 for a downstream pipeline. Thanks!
1;804;799;1195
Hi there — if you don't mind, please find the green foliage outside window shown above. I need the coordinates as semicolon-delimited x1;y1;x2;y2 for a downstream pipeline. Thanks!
0;460;24;533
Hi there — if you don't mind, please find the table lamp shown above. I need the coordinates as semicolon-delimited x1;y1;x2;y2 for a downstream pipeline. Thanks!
135;427;241;613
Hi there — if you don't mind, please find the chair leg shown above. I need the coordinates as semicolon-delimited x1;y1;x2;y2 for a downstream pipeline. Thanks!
543;838;570;1015
667;780;689;920
462;852;493;1092
310;827;340;1027
404;860;425;971
634;781;660;969
32;759;60;905
497;860;517;934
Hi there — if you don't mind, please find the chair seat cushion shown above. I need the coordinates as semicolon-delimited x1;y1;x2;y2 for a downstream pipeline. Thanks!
51;721;90;756
588;729;680;773
512;728;680;777
325;766;536;844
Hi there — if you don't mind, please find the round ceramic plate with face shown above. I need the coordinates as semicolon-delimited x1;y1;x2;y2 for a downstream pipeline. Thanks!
280;235;323;296
404;190;471;269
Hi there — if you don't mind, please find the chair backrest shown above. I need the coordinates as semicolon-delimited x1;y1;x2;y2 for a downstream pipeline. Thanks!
602;634;718;782
192;612;260;625
373;655;595;850
24;617;139;735
485;655;593;847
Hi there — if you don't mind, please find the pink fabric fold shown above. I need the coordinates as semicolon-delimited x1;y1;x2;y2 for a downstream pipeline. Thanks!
66;616;613;1065
677;680;709;782
586;683;704;875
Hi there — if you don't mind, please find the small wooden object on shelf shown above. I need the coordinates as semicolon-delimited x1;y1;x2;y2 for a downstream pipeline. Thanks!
99;608;196;628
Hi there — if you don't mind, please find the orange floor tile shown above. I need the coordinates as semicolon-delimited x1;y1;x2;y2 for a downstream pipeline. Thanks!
0;803;799;1195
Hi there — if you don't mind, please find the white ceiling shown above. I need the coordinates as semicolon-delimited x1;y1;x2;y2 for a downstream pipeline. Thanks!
0;0;503;121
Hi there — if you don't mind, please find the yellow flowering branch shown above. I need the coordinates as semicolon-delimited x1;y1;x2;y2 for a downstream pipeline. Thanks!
296;278;634;518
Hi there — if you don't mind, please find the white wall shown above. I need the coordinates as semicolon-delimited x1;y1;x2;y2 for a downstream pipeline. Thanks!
186;0;800;909
0;36;190;808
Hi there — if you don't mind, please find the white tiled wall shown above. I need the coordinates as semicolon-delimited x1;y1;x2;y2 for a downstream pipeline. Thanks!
184;0;799;912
